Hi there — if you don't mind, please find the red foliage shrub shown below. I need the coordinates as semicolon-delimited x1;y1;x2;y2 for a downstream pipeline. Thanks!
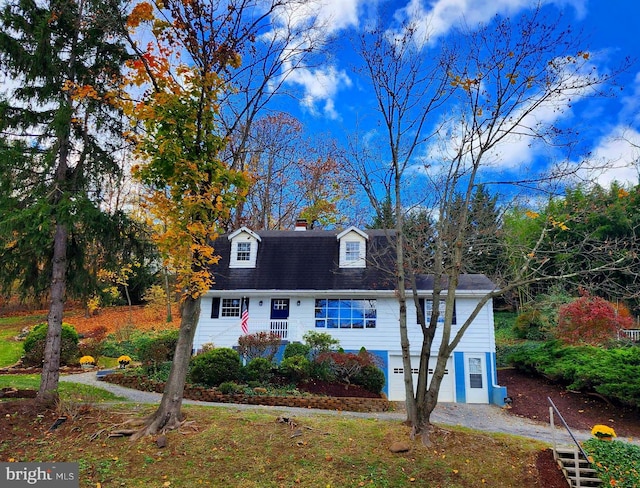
237;331;282;361
556;295;634;345
317;350;379;384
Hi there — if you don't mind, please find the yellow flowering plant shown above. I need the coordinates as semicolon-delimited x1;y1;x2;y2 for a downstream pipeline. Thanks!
591;424;616;439
118;355;132;369
79;355;95;365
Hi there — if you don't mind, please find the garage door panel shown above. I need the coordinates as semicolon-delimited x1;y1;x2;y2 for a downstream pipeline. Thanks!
388;355;454;402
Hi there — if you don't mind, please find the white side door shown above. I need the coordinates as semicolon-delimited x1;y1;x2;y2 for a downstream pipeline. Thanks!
464;354;488;403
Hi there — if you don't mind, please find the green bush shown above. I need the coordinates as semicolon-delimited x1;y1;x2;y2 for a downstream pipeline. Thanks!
244;357;273;384
136;330;179;371
353;365;386;394
496;341;532;367
508;341;640;408
101;329;170;360
218;381;242;395
146;361;173;382
583;438;640;488
279;355;310;382
283;342;310;360
513;310;548;340
23;322;79;366
188;348;242;387
494;311;517;331
302;331;339;359
309;359;336;382
100;335;138;359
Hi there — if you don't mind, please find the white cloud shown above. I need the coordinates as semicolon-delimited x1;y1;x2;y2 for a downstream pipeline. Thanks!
582;127;640;187
618;71;640;127
272;0;365;34
268;0;366;119
420;56;599;178
394;0;587;46
285;65;353;119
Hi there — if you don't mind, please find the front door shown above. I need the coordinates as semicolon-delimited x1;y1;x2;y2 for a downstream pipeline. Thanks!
270;299;290;338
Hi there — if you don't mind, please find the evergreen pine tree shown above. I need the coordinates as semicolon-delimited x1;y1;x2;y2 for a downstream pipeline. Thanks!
0;0;130;403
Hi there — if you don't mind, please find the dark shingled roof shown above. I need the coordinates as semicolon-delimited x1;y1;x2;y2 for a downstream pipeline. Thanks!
209;229;495;292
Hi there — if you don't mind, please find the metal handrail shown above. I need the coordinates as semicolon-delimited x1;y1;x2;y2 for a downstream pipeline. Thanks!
548;396;591;462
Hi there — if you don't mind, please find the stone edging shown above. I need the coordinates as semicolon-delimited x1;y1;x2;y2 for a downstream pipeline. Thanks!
103;373;391;413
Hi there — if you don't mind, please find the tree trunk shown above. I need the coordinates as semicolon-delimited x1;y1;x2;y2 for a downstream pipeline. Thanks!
132;295;200;439
164;268;173;323
38;222;68;405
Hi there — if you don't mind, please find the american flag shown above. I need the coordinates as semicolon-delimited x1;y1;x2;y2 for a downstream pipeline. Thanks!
240;298;249;334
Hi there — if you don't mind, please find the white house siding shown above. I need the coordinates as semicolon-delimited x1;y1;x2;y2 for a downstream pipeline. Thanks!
194;291;501;405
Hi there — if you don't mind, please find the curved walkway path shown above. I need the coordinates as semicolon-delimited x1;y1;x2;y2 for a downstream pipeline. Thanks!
61;371;594;445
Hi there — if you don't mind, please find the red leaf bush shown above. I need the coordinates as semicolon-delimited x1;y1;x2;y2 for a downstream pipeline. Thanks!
556;295;633;345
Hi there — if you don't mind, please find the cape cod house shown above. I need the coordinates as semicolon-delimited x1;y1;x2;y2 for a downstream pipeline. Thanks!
194;223;507;405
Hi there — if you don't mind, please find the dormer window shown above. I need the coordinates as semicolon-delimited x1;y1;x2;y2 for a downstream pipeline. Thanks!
228;227;261;268
337;226;368;268
237;242;251;261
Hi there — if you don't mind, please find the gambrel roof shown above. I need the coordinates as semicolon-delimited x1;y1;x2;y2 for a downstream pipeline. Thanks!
209;228;495;292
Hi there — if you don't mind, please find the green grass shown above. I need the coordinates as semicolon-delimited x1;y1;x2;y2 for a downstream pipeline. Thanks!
0;315;46;367
0;374;126;402
0;325;24;367
0;404;550;487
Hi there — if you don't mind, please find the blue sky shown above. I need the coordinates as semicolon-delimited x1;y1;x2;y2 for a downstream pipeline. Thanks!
264;0;640;190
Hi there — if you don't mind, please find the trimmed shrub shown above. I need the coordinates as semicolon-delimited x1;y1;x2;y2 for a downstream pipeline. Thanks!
317;351;370;385
23;322;79;366
189;348;242;387
218;381;242;394
283;342;310;360
302;331;339;359
353;365;386;394
244;357;273;384
237;331;281;362
278;355;310;382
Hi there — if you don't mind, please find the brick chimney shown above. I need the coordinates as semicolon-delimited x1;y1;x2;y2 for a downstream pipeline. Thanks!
295;218;308;231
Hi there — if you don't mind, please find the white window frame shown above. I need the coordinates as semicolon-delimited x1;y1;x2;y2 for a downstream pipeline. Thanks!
221;298;241;317
345;241;360;262
425;299;456;326
236;241;251;261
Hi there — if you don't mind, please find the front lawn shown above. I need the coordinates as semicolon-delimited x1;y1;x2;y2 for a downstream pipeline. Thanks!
0;374;126;403
0;321;26;367
0;402;550;487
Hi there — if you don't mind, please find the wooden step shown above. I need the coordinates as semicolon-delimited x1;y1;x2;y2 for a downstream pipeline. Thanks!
554;448;603;488
563;466;599;476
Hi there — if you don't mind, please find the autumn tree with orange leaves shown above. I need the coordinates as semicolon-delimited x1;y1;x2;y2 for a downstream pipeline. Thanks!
123;0;258;437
